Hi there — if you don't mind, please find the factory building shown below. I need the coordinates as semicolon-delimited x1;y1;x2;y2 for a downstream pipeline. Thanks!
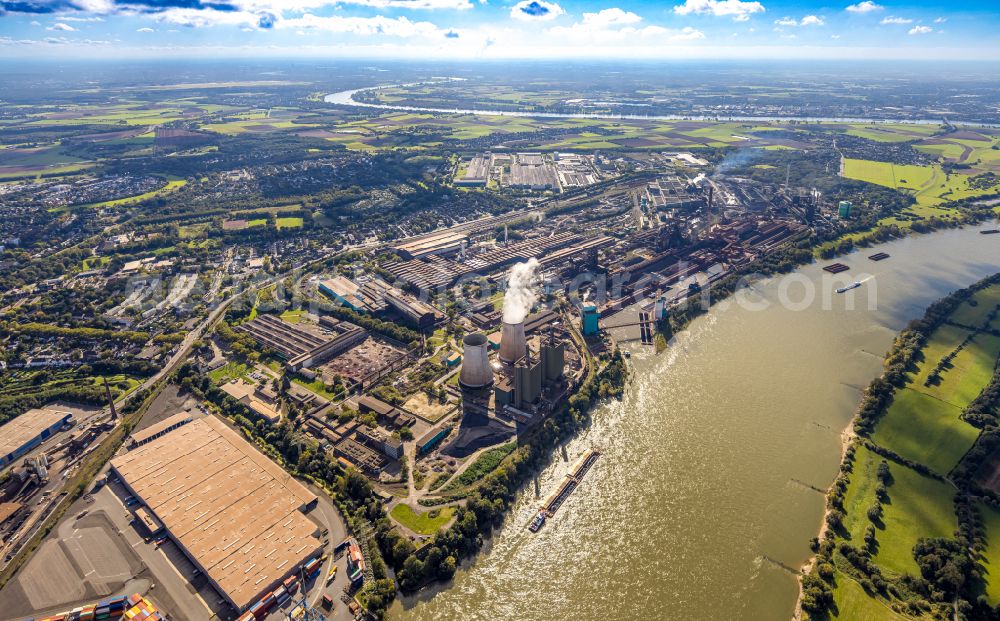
237;314;367;371
109;416;322;613
382;286;442;330
393;231;469;260
0;408;74;468
838;200;853;219
128;412;193;448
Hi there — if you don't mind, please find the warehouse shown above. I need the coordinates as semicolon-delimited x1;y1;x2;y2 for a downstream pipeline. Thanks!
110;416;322;612
0;407;73;468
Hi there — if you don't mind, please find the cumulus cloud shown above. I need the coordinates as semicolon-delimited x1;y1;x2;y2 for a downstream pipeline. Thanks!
774;15;823;27
510;0;563;21
47;21;76;30
673;0;765;22
581;7;642;27
845;1;880;13
549;10;703;44
934;17;947;23
136;26;153;32
880;16;911;25
278;13;442;37
908;25;932;35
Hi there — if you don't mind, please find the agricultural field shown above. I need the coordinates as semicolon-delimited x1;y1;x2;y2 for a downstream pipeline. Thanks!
827;285;1000;618
978;503;1000;605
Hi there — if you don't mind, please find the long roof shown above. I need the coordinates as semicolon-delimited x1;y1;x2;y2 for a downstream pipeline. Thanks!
0;408;72;459
110;416;320;610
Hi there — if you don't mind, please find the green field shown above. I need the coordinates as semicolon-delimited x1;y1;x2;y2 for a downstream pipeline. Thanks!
871;389;977;474
873;459;958;575
830;572;909;620
276;216;304;229
389;504;455;536
843;156;1000;206
978;503;1000;605
208;361;251;384
824;283;1000;617
86;179;187;208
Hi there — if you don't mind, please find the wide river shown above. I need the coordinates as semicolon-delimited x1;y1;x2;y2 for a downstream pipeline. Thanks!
391;224;999;621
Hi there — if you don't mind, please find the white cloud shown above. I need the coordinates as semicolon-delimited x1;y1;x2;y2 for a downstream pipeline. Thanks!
581;8;643;27
30;20;41;26
673;0;765;21
136;27;154;33
774;15;824;27
934;17;947;24
908;25;933;35
845;1;881;13
278;13;443;37
880;16;912;25
154;9;265;29
47;23;77;31
510;0;564;21
60;16;105;22
237;0;473;9
831;34;841;39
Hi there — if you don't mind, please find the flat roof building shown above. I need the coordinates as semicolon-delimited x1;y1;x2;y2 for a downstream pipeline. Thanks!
0;408;73;468
110;416;321;612
129;412;193;448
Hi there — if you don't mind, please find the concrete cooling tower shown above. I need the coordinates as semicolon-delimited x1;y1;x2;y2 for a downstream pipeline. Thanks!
459;333;494;389
499;321;527;364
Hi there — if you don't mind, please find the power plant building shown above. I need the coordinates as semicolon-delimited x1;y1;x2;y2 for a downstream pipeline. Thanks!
109;416;322;612
0;408;74;468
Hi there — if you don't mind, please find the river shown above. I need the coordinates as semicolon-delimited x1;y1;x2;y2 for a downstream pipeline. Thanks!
324;83;999;127
390;224;999;621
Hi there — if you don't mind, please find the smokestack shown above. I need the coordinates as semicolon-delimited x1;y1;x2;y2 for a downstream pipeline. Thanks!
707;186;714;213
103;377;117;421
499;321;527;364
459;333;494;389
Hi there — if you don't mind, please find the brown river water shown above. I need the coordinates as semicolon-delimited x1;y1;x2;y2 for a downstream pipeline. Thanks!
390;224;1000;621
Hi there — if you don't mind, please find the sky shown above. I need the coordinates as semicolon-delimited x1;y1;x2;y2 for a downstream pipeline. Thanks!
0;0;997;60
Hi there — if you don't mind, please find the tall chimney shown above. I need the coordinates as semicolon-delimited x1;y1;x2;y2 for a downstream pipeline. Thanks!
459;333;494;389
499;321;527;364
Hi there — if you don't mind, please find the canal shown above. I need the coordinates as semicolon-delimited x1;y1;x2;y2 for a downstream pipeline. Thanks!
390;224;1000;621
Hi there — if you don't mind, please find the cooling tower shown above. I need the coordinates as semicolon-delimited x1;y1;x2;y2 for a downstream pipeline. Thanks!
459;333;494;389
499;321;527;364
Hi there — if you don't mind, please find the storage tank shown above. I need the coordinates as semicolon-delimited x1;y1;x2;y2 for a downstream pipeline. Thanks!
499;321;527;364
459;333;494;389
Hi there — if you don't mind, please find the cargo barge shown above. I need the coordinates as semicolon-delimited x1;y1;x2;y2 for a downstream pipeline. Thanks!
868;252;890;261
532;449;601;530
982;229;999;235
822;263;849;274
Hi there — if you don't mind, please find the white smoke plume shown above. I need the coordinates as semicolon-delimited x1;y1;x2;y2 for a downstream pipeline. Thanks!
502;258;541;324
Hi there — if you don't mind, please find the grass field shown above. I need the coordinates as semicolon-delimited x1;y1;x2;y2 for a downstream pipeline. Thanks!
276;216;304;229
870;388;977;475
389;504;455;536
843;156;1000;206
949;284;1000;328
873;460;958;576
207;361;251;384
978;502;1000;605
831;572;909;620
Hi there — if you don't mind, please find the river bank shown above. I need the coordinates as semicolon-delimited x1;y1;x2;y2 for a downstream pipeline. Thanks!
388;223;1000;621
324;83;1000;127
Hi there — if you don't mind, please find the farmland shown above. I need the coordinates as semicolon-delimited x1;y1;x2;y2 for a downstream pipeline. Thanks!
809;279;1000;620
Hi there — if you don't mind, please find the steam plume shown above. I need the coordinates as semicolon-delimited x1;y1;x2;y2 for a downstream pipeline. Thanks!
502;258;540;324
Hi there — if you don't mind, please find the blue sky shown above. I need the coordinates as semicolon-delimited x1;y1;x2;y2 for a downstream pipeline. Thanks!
0;0;997;59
